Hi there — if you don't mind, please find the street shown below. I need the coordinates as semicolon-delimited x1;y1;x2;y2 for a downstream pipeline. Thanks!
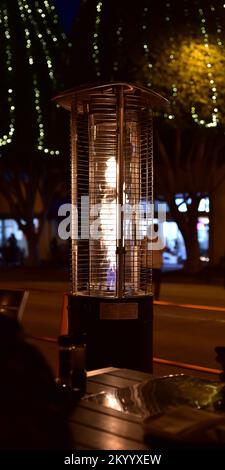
154;282;225;370
0;279;224;374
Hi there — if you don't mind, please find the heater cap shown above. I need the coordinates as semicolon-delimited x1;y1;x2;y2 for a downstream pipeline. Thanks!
53;81;169;111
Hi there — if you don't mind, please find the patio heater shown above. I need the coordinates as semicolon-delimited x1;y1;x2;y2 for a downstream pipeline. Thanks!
54;83;167;372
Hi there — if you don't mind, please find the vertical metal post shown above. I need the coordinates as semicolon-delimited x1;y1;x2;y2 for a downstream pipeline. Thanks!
88;111;95;296
148;110;154;294
116;86;125;298
71;98;78;294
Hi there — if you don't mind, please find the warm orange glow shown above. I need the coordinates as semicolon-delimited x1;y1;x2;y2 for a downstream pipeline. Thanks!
99;156;117;290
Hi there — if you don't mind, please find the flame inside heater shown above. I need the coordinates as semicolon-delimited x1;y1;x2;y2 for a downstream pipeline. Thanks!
100;156;117;291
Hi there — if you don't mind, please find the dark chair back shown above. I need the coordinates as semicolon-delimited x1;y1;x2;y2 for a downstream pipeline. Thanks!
0;289;29;322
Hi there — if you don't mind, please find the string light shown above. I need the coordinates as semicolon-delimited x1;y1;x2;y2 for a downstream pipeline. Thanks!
92;2;103;77
141;1;152;87
19;0;55;82
0;0;69;155
212;2;224;49
195;6;218;127
18;0;48;150
164;2;178;120
113;23;123;73
0;9;15;147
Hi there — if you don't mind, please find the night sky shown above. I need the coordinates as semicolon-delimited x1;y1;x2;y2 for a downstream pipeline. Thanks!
53;0;80;33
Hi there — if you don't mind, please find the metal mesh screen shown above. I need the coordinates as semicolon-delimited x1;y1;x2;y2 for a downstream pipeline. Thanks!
124;97;153;295
89;95;117;296
70;86;153;297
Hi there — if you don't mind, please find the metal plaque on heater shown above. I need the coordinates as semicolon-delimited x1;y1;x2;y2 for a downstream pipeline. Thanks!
100;302;138;320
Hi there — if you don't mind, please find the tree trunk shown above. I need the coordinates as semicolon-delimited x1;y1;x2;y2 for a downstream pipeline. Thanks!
182;224;201;273
169;199;202;273
208;192;215;267
25;232;40;267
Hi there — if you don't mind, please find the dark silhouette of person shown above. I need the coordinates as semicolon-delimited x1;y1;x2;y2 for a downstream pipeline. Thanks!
5;233;19;265
0;314;74;450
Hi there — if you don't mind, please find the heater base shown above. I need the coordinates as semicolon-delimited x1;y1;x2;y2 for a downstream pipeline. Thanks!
68;295;153;372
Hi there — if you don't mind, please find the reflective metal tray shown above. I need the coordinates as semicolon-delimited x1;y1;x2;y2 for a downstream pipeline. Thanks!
84;374;225;418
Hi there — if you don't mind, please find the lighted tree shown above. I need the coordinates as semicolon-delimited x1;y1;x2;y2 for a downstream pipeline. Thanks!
69;0;225;271
140;37;225;271
0;0;70;264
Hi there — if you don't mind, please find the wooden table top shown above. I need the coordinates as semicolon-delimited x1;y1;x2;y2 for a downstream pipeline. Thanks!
70;368;151;450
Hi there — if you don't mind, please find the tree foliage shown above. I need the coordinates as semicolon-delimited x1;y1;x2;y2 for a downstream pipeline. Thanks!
143;37;225;127
138;35;225;270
